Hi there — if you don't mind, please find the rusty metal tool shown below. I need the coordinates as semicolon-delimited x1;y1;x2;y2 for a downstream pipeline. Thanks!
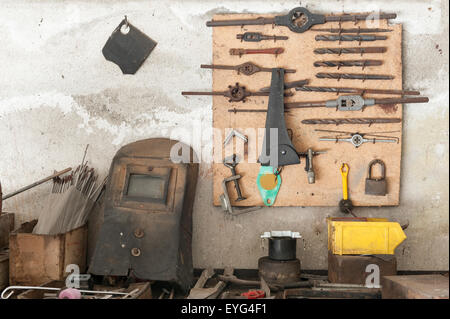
206;7;396;33
200;62;296;76
228;108;281;113
285;95;429;111
317;129;400;147
295;86;421;96
224;129;248;146
301;118;402;126
297;148;327;184
316;72;394;81
182;83;274;103
314;47;387;55
313;60;382;69
223;154;245;201
339;163;354;215
315;34;387;42
230;47;284;57
237;32;288;42
219;175;261;215
1;168;72;201
311;27;392;33
259;79;308;92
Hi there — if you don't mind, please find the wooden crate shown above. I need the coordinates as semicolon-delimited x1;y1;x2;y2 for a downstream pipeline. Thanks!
9;220;87;286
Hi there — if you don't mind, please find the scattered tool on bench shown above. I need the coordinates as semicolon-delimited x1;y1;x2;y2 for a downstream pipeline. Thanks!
311;27;392;33
182;83;292;103
313;60;382;69
316;73;394;81
187;267;234;299
237;32;288;42
301;117;402;126
339;163;354;215
317;129;400;147
314;47;387;55
201;62;296;76
285;95;429;111
315;34;387;42
230;47;284;57
296;86;421;96
206;7;396;34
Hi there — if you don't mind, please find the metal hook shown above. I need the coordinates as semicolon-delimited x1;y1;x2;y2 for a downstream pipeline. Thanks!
124;15;129;27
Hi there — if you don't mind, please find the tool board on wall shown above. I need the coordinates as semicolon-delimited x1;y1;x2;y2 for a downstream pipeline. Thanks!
209;13;403;207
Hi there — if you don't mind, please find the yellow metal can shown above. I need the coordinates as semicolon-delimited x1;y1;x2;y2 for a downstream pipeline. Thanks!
327;217;406;255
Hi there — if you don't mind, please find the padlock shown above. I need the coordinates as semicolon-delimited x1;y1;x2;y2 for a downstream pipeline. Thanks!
365;159;387;196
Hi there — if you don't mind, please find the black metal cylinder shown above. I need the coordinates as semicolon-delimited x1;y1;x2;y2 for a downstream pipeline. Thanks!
268;237;297;261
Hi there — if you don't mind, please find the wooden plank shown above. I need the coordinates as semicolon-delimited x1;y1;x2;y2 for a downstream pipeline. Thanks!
0;249;9;290
382;275;449;299
211;13;403;207
0;213;15;248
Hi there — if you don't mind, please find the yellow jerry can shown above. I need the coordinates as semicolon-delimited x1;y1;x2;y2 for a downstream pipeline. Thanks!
327;217;406;255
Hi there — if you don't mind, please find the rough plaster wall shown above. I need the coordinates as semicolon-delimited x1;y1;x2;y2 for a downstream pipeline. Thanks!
0;0;448;271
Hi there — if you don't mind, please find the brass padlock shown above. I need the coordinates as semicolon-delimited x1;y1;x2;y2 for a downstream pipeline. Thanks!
365;159;387;196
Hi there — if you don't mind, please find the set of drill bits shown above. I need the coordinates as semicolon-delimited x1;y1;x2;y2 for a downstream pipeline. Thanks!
312;25;393;80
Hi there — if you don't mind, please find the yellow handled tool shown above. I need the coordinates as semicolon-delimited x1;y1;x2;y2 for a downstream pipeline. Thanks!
340;163;349;200
339;163;353;214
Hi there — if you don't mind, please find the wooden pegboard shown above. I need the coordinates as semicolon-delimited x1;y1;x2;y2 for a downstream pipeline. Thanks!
210;13;403;207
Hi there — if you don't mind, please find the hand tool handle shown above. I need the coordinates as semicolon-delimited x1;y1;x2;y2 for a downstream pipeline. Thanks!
206;17;275;27
340;163;349;200
200;64;235;71
230;48;284;55
374;97;429;104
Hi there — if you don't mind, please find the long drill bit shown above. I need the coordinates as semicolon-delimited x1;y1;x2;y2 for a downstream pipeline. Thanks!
311;28;392;33
313;60;382;69
259;79;309;92
316;72;394;80
315;34;387;42
301;118;402;126
314;47;387;55
295;86;420;96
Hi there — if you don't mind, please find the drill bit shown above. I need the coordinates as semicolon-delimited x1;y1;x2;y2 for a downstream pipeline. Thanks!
316;73;394;81
301;118;401;126
315;34;387;42
311;27;392;33
259;79;309;92
314;47;387;55
313;60;382;69
295;86;420;96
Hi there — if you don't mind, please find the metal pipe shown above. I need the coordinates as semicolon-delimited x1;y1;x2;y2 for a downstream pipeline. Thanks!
2;168;72;201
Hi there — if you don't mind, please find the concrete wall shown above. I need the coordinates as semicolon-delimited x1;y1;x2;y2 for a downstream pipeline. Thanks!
0;0;448;271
